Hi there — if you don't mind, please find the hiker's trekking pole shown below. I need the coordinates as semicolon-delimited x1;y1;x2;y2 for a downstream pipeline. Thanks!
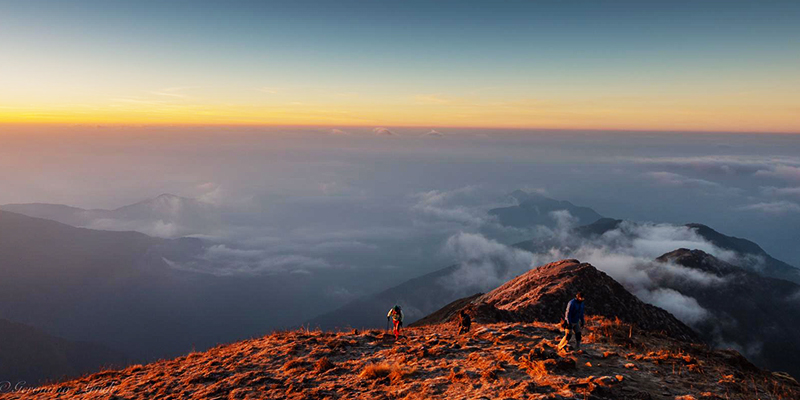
386;318;389;332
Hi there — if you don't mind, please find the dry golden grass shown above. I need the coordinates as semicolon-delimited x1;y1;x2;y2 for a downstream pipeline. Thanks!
524;359;549;378
281;358;305;371
358;362;417;384
313;357;334;373
5;318;799;400
388;365;417;383
359;362;392;379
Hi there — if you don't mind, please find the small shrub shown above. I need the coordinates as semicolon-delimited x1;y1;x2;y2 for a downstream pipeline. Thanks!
359;363;415;383
308;347;331;359
447;367;467;383
286;343;304;355
282;358;305;371
525;360;548;378
360;363;392;379
481;368;499;382
314;357;334;373
388;366;417;383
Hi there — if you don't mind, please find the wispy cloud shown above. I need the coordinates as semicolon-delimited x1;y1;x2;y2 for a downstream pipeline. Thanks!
754;165;800;182
625;155;800;176
637;288;710;324
642;171;741;196
424;129;445;137
372;127;395;136
163;244;332;276
735;201;800;214
414;94;451;104
411;186;488;226
760;186;800;198
319;181;366;197
644;171;722;188
111;98;171;106
150;87;198;100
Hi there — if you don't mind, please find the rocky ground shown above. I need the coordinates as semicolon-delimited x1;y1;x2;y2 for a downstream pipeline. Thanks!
3;316;797;399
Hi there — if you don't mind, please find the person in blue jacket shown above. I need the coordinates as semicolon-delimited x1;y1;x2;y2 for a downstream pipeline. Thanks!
557;292;585;351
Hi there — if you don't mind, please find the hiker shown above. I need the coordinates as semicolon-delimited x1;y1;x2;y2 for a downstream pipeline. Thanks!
458;310;471;334
558;291;585;351
387;305;404;340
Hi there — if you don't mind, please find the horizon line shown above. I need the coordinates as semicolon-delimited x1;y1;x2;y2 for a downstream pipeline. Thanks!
1;122;798;136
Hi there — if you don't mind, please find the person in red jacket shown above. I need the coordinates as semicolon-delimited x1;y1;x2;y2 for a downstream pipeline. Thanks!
387;305;404;340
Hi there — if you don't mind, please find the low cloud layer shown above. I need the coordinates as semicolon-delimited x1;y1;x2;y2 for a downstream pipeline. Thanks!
441;232;539;292
638;288;710;325
627;155;800;178
438;212;735;331
411;186;493;226
754;165;800;182
164;244;332;276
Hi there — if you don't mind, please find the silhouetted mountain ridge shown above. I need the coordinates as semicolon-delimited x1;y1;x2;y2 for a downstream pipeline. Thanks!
654;248;800;376
0;318;127;385
574;218;800;283
488;191;603;228
0;210;326;382
0;193;216;238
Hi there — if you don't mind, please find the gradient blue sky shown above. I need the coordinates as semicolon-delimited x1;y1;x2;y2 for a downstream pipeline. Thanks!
1;0;799;130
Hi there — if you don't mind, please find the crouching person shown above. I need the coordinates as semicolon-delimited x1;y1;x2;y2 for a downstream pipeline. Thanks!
458;310;471;334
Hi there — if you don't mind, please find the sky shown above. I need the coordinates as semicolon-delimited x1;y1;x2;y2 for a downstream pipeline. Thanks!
1;0;799;132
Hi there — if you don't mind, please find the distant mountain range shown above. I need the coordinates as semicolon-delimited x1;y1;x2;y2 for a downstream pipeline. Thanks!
0;194;217;238
0;318;127;385
0;209;323;383
488;190;604;228
3;191;604;237
570;218;800;284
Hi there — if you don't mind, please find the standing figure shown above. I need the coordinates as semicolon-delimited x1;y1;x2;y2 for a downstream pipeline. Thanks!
458;310;472;334
387;305;404;340
557;292;585;351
